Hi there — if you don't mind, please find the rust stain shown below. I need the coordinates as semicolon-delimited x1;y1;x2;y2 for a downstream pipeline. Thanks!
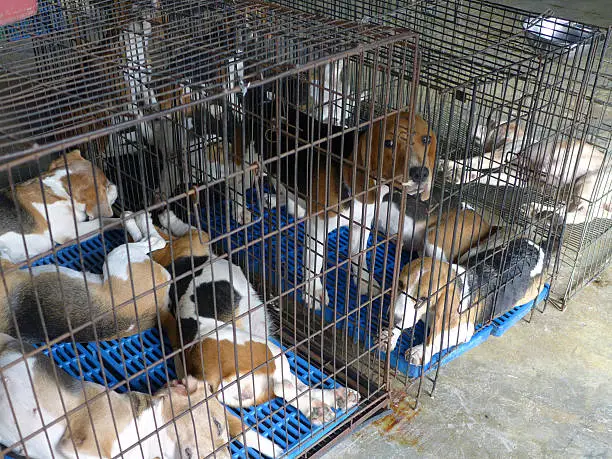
374;391;420;436
369;390;425;450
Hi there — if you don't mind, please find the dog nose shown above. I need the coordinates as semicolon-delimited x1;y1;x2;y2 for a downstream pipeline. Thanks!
409;167;429;182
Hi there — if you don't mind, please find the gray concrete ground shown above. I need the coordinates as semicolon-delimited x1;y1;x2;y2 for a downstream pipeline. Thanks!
325;2;612;458
327;267;612;458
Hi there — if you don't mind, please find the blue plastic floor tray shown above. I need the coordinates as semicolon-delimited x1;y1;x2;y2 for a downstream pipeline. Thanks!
201;188;550;379
17;229;354;459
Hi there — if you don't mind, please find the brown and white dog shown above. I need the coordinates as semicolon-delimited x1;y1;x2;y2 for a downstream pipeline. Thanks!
148;210;360;457
266;111;437;309
378;192;492;263
0;333;231;459
446;108;612;225
0;212;170;343
381;234;551;365
0;150;118;264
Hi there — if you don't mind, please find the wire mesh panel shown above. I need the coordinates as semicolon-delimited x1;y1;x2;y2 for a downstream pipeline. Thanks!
265;0;607;395
0;0;420;457
549;29;612;307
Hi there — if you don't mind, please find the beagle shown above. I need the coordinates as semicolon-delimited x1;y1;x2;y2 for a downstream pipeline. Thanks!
265;108;437;309
0;334;231;459
382;235;551;366
0;150;118;264
0;212;170;343
151;210;360;457
446;108;612;225
378;193;492;263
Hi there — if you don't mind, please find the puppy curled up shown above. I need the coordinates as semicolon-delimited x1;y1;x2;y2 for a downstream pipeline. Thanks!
0;333;231;459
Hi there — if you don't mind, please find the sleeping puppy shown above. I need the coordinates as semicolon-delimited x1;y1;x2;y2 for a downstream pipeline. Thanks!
264;108;437;309
382;235;551;366
151;210;360;457
0;334;231;459
378;193;491;263
0;150;118;264
446;107;612;225
0;212;170;343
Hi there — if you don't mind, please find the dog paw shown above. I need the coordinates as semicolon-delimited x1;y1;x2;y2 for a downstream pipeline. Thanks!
146;235;167;253
405;345;431;366
309;400;335;426
121;211;143;241
332;387;360;411
377;328;401;354
304;279;328;311
134;211;155;236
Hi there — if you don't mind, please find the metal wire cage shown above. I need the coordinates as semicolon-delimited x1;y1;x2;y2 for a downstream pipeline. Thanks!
264;0;609;393
0;0;421;457
549;31;612;308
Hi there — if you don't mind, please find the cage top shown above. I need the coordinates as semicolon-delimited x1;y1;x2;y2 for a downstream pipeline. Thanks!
0;0;417;162
267;0;604;91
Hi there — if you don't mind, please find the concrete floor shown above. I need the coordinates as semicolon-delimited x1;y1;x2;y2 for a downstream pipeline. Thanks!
327;266;612;458
325;2;612;458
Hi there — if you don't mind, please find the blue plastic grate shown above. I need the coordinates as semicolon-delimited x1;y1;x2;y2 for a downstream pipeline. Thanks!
22;224;355;458
491;283;550;337
1;0;65;41
200;188;550;379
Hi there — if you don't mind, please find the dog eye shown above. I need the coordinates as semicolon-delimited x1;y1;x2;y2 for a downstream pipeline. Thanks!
184;447;193;458
398;279;405;290
384;139;394;149
213;418;223;436
421;135;431;144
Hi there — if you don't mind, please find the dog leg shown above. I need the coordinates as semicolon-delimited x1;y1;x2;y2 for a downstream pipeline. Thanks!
406;320;474;366
445;147;508;184
303;217;329;310
349;226;381;298
229;172;252;225
226;411;283;458
157;209;192;237
270;352;359;425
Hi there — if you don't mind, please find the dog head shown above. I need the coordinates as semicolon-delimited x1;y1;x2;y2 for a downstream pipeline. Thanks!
359;112;437;200
48;150;118;218
157;376;231;459
393;257;464;329
474;108;526;154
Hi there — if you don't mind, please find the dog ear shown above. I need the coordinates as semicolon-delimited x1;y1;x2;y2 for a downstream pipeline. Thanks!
58;422;99;458
49;150;84;170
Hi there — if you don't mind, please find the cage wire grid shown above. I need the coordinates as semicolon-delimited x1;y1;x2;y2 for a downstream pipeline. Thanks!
263;0;610;388
0;0;611;457
0;1;422;458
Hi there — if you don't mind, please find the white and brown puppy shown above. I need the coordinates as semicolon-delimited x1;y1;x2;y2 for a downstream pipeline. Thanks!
378;193;492;263
0;212;170;343
0;150;118;264
382;235;550;365
446;108;612;225
267;111;437;309
152;211;360;457
0;333;231;459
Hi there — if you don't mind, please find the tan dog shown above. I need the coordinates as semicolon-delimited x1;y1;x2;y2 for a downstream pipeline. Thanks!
0;212;170;343
0;150;118;264
267;111;437;309
382;235;549;365
0;333;230;459
424;204;492;263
